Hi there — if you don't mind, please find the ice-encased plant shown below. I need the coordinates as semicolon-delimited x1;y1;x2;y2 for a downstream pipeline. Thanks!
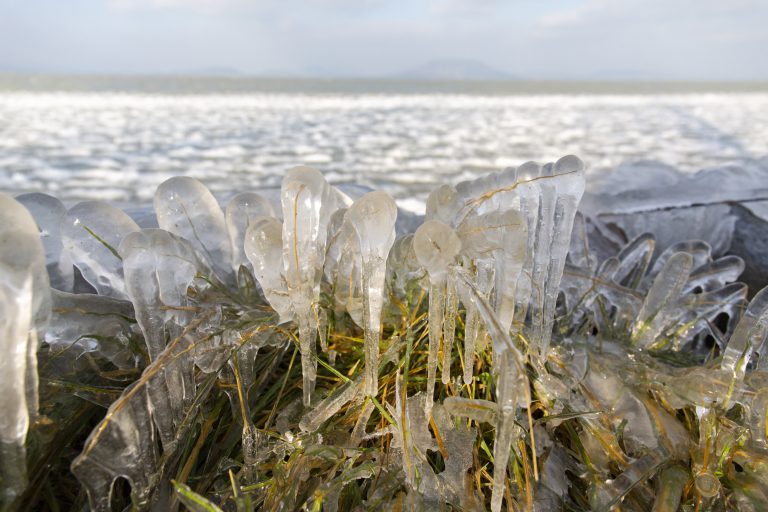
4;157;768;512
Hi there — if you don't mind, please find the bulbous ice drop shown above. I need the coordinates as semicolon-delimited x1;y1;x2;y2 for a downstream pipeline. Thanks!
413;220;462;281
425;184;461;226
723;286;768;381
225;192;275;272
244;216;293;324
324;210;364;326
346;191;397;396
119;229;205;360
281;166;338;406
414;220;461;411
632;251;693;349
154;176;234;285
62;201;140;301
16;192;75;292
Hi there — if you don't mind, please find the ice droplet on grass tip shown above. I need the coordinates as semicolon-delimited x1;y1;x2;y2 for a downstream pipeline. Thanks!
632;251;693;349
62;201;140;301
225;192;274;272
244;216;293;324
722;286;768;381
154;176;234;285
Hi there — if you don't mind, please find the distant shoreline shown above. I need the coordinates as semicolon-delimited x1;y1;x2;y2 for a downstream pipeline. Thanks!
1;73;768;95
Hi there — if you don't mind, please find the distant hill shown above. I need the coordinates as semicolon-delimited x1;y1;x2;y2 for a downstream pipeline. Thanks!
395;59;515;81
183;66;243;76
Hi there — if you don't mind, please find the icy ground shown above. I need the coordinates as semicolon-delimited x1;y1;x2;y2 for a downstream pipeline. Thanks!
1;92;767;212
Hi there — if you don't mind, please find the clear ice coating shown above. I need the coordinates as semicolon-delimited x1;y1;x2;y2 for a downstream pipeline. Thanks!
154;176;234;285
632;251;694;349
344;191;397;396
244;216;294;323
0;193;50;503
119;229;205;360
225;192;275;272
722;286;768;381
62;201;140;300
15;193;75;292
12;157;768;510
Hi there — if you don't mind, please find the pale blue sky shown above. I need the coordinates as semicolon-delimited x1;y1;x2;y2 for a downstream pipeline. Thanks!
1;0;767;79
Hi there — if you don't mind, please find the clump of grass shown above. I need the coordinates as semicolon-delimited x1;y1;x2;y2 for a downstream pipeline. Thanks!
17;259;768;511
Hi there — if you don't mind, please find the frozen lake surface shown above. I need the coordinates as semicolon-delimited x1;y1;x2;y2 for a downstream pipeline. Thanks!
1;80;767;213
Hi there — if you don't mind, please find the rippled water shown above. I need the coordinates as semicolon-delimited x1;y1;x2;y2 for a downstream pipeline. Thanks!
1;78;767;212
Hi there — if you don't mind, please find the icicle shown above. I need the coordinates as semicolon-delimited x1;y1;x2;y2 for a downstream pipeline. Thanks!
463;304;479;385
280;166;337;406
413;220;462;412
632;251;693;349
154;176;234;285
224;191;274;272
442;275;458;384
0;274;34;504
0;193;50;504
345;191;397;397
452;266;530;512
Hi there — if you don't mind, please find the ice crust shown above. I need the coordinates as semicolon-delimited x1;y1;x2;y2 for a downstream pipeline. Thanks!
6;157;768;511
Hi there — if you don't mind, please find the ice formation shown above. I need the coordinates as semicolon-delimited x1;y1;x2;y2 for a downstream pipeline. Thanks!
0;193;50;503
6;156;768;511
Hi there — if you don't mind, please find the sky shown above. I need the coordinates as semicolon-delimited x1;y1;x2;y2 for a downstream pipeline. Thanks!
1;0;767;80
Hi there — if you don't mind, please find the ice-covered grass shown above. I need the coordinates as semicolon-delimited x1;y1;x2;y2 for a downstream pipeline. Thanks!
2;158;768;511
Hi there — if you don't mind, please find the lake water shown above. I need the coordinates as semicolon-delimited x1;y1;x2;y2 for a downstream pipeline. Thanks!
1;75;767;212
